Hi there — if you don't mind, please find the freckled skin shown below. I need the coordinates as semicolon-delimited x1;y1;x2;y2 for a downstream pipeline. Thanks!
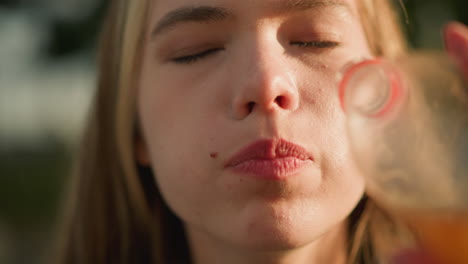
137;0;373;262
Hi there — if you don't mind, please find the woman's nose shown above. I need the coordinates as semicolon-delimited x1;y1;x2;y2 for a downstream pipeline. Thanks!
229;42;300;120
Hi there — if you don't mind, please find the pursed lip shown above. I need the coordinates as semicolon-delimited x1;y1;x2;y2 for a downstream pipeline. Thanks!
224;138;314;179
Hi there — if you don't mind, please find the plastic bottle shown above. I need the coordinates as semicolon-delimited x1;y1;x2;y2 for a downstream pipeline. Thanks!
339;52;468;264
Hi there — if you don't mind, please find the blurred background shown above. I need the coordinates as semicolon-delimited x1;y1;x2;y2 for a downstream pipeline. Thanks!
0;0;466;263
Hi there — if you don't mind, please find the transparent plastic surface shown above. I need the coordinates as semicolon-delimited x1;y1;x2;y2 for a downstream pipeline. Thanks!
340;52;468;264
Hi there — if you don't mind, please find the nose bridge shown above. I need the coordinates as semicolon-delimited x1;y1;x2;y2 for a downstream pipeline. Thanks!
249;38;289;92
231;30;299;118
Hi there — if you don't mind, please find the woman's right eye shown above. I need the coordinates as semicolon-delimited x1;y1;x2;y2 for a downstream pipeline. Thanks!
171;48;224;65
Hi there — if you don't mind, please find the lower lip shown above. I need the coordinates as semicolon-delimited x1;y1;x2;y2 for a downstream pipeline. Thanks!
228;157;312;180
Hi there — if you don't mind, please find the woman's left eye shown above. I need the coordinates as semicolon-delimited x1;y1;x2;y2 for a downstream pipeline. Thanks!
291;41;340;49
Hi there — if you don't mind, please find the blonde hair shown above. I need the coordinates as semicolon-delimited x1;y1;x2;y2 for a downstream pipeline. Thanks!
55;0;409;263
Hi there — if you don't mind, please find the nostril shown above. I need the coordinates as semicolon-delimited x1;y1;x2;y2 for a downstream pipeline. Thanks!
247;102;255;113
275;96;285;108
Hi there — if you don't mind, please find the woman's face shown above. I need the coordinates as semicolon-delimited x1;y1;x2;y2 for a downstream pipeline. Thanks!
137;0;371;250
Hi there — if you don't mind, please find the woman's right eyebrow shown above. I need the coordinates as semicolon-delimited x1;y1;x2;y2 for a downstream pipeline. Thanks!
150;0;350;40
151;6;233;39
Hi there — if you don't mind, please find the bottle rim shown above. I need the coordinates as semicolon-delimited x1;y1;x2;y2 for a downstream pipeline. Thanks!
339;58;405;117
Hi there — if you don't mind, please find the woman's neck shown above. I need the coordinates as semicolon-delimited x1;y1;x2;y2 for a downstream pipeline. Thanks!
185;221;349;264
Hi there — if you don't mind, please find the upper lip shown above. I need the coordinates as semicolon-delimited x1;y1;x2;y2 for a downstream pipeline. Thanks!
224;138;313;168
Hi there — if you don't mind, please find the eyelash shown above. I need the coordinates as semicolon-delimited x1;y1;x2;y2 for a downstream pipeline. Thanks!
290;40;340;49
172;48;224;64
171;41;340;65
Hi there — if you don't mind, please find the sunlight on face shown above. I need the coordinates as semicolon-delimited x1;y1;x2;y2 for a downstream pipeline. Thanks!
137;0;371;251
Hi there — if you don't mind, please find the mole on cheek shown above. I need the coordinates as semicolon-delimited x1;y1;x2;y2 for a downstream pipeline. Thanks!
210;152;219;158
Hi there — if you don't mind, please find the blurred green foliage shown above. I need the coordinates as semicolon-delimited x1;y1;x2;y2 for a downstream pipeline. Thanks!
401;0;468;47
0;138;70;233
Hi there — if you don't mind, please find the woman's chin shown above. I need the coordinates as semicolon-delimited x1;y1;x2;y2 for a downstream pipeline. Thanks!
235;230;312;252
227;200;330;251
